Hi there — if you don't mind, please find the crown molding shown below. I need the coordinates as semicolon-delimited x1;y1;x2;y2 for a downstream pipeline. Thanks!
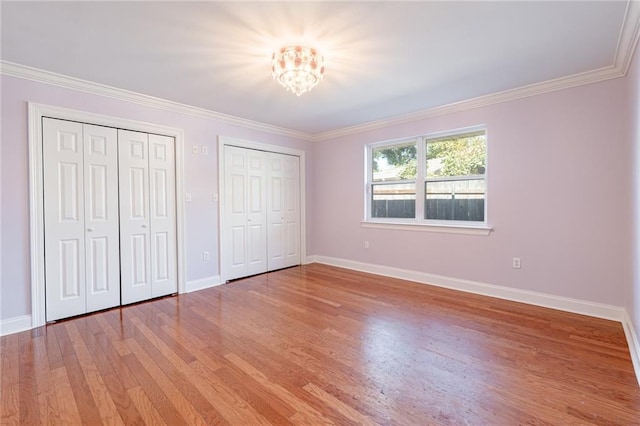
0;61;313;142
311;65;624;141
2;0;639;143
619;0;640;74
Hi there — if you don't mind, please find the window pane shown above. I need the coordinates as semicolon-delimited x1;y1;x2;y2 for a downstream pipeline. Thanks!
426;131;486;178
373;142;417;182
425;179;484;221
372;183;415;218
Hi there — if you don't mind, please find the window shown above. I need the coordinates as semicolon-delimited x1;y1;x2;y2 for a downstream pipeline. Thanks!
371;141;417;219
366;127;487;228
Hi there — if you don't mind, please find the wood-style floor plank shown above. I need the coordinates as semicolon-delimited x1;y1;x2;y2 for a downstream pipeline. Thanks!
126;386;167;426
32;336;61;425
18;333;41;424
74;318;141;424
124;338;208;426
120;347;186;425
224;352;334;425
1;334;20;424
49;366;82;425
51;323;102;425
64;322;124;426
2;264;639;425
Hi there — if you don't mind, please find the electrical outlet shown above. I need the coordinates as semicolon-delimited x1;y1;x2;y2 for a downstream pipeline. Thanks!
213;193;219;202
192;145;199;154
202;146;208;155
185;192;192;202
203;251;210;261
364;241;370;249
512;257;521;269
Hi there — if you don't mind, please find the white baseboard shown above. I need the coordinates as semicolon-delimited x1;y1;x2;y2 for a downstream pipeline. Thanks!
0;315;33;337
185;275;223;293
308;255;625;321
622;311;640;387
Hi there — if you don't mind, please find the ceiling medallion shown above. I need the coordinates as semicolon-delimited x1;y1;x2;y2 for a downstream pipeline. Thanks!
271;45;325;96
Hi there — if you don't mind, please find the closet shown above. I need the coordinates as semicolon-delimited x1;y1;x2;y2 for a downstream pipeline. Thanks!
223;145;300;280
42;118;177;321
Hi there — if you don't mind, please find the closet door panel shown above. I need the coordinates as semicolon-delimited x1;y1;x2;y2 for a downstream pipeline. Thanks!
84;124;120;312
149;134;177;297
246;151;267;275
224;147;243;278
267;153;300;270
43;118;87;321
223;146;267;279
267;154;285;270
282;155;301;267
119;129;152;304
224;146;250;279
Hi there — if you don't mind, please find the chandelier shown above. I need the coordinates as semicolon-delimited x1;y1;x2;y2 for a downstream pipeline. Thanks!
271;45;325;96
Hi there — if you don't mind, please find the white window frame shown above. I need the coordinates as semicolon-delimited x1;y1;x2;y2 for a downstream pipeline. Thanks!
363;125;492;236
367;137;420;221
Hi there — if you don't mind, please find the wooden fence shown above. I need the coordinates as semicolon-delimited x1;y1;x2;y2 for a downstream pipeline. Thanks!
373;199;484;221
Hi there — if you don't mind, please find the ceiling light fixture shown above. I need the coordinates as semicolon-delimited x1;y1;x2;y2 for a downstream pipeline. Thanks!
272;45;325;96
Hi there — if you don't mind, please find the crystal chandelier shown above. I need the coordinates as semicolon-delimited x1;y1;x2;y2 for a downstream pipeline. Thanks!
271;45;325;96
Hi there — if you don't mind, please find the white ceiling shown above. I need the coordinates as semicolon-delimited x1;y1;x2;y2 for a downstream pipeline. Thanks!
0;1;635;135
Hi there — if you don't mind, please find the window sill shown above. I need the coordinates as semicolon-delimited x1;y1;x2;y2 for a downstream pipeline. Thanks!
361;221;493;236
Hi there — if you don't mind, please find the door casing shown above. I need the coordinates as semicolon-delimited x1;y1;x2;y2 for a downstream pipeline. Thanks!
28;102;186;327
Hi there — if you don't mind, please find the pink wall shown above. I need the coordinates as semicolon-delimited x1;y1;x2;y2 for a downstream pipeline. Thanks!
1;68;635;323
310;77;632;306
0;75;311;320
630;39;640;337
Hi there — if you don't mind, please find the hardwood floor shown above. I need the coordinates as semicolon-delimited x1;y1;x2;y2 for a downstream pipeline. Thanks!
2;263;639;425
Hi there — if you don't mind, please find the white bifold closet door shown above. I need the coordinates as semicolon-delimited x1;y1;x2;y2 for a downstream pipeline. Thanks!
43;118;120;321
118;130;177;304
225;146;268;279
223;145;300;281
266;153;300;271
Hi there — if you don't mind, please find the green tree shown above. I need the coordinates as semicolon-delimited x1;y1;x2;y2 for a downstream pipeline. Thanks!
373;134;485;180
427;135;485;177
373;144;416;178
373;144;415;172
